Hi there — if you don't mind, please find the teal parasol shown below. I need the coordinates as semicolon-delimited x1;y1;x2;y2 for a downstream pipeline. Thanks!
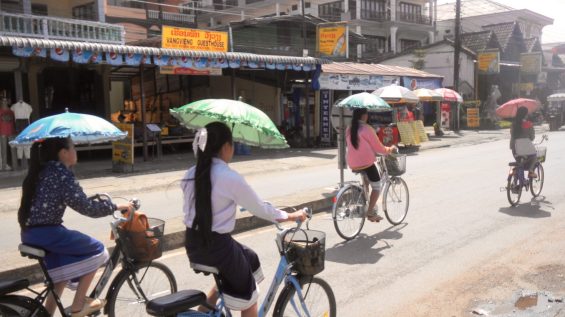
335;92;391;111
170;99;288;149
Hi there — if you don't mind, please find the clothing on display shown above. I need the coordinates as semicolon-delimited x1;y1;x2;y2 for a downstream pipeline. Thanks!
11;101;33;162
11;101;33;120
0;104;15;170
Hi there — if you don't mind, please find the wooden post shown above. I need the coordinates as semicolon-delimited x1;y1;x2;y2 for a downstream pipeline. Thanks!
140;65;148;161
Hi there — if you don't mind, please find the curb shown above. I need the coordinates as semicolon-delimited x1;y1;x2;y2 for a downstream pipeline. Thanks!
1;196;334;286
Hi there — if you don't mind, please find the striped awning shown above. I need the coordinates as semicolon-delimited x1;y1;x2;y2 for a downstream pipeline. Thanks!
0;35;330;65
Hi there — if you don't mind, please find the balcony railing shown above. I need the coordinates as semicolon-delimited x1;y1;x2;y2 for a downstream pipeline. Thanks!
396;11;431;25
361;10;390;22
0;12;124;44
147;10;195;24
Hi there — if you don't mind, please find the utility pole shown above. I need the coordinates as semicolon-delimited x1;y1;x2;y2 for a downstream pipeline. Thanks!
453;0;461;91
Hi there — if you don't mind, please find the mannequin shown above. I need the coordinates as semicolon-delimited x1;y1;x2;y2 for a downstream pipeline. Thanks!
0;98;15;171
11;100;33;169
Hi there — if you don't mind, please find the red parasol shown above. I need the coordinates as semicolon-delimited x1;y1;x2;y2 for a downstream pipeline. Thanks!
495;98;540;118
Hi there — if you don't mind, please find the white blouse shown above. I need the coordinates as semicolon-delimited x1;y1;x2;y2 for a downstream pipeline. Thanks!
181;158;288;233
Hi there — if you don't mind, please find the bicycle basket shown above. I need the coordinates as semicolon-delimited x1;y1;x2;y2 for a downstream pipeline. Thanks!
118;218;164;263
384;154;406;176
283;229;325;276
535;146;547;163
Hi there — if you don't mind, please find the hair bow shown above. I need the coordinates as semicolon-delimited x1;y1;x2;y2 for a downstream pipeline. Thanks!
192;128;208;156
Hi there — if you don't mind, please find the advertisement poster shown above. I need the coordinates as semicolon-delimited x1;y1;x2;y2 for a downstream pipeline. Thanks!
105;52;123;65
317;23;347;58
50;48;70;62
12;46;46;58
466;107;480;128
319;73;383;90
161;26;228;52
72;49;102;64
320;90;332;143
159;66;222;76
112;123;134;171
520;52;542;74
478;50;500;74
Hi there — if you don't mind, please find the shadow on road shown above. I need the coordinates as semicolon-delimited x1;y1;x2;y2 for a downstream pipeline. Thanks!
325;224;406;265
498;196;553;218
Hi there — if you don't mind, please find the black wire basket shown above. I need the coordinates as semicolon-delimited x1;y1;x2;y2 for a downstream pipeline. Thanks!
283;229;326;276
384;154;407;176
118;218;164;263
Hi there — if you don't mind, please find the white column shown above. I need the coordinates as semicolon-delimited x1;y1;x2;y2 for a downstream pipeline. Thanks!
390;0;397;22
429;0;433;21
276;2;280;16
97;0;105;22
14;71;23;101
428;30;435;43
390;26;398;53
22;0;32;15
356;0;361;19
357;25;362;59
344;0;349;15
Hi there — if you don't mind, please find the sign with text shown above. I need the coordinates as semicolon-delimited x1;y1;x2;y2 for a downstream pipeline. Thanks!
478;50;500;74
320;90;332;143
466;107;480;128
520;52;542;74
317;23;347;58
159;66;222;76
112;123;134;170
161;26;228;52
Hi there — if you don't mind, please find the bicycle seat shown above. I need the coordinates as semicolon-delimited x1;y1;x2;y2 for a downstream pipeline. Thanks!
0;278;29;296
190;263;219;276
146;289;207;316
18;244;46;260
508;162;519;167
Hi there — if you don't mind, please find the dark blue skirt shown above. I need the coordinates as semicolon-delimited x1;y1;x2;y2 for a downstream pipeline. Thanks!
21;225;109;283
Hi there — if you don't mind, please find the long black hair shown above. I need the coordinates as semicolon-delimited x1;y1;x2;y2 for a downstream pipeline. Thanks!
511;106;528;139
350;108;368;149
18;137;72;229
193;122;233;247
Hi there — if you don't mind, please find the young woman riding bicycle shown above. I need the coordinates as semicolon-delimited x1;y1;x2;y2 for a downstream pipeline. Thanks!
17;137;133;317
181;122;307;317
510;106;537;178
346;108;395;223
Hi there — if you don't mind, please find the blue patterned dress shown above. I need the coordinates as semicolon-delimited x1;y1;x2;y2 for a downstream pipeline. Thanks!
20;161;117;283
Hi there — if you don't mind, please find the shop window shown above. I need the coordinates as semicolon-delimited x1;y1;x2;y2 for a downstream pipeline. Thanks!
31;4;48;16
318;1;342;21
400;39;420;52
73;3;96;21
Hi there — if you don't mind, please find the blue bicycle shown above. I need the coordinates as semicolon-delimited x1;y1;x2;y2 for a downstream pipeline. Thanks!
145;208;336;317
506;135;548;206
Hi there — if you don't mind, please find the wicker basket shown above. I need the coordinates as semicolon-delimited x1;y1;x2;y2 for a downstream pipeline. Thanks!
283;229;325;276
118;218;164;262
384;154;407;176
535;146;547;163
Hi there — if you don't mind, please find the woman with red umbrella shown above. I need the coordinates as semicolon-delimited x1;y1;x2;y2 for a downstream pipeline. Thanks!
510;107;537;178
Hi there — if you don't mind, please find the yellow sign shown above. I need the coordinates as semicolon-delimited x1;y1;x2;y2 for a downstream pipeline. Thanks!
161;26;228;52
317;23;347;57
520;52;542;74
478;51;500;74
466;107;480;128
112;123;134;166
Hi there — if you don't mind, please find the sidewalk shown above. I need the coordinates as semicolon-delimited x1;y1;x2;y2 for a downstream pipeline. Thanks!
0;127;516;283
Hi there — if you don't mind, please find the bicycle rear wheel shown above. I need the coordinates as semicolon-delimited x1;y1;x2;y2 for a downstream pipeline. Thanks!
383;177;409;225
506;172;522;206
106;261;177;317
0;295;50;317
273;276;336;317
332;184;366;240
530;163;544;197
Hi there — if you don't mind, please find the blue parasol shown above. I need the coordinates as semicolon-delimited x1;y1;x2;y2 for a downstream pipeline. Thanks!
9;109;127;147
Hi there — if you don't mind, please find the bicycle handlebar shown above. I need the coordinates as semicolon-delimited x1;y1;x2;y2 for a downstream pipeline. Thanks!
88;193;140;223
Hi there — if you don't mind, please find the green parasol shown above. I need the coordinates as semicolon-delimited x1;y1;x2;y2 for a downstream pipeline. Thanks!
170;99;288;149
336;92;391;111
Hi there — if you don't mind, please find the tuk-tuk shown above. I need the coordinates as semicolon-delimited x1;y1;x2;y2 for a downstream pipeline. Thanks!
547;93;565;131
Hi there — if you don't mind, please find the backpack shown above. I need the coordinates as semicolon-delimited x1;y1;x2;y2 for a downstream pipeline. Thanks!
111;211;163;262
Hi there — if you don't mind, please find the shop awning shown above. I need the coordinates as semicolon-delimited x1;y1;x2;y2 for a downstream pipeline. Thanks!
0;35;331;65
322;62;443;78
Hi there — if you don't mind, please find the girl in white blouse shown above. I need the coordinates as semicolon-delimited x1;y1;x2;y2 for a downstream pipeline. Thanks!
181;121;306;317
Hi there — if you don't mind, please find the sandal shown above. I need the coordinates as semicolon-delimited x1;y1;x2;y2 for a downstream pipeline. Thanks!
528;172;538;179
71;298;106;317
367;214;383;222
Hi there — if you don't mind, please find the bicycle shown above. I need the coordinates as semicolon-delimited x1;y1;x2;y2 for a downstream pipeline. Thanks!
0;194;177;317
332;151;410;240
145;207;337;317
505;135;548;207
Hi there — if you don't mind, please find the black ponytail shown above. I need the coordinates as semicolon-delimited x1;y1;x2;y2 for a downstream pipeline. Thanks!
193;122;233;247
511;106;528;139
18;137;71;229
350;108;368;149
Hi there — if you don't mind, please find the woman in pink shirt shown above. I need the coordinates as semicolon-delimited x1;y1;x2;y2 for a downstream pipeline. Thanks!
346;108;395;222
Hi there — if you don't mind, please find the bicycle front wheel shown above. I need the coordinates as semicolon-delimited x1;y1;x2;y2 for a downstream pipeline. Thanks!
273;276;336;317
383;177;409;225
0;295;50;317
333;184;366;240
506;172;522;206
106;261;177;317
530;163;544;197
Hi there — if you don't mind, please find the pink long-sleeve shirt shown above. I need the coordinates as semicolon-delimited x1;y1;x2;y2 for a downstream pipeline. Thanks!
346;122;388;170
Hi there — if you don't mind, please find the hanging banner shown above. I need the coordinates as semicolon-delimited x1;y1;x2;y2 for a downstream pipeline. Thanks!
72;49;102;64
193;57;209;68
520;52;542;75
228;58;240;68
159;66;222;76
50;48;70;62
177;56;193;67
317;22;348;58
318;73;384;90
153;55;176;66
12;46;46;58
161;25;228;52
210;58;229;68
402;76;443;90
292;63;302;71
125;53;151;66
320;90;332;143
478;50;500;74
105;52;123;65
302;64;313;72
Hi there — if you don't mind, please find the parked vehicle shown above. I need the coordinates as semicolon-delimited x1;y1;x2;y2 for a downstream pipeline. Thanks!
547;93;565;131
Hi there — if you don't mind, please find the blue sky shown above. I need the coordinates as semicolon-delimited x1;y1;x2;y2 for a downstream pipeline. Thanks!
437;0;565;44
